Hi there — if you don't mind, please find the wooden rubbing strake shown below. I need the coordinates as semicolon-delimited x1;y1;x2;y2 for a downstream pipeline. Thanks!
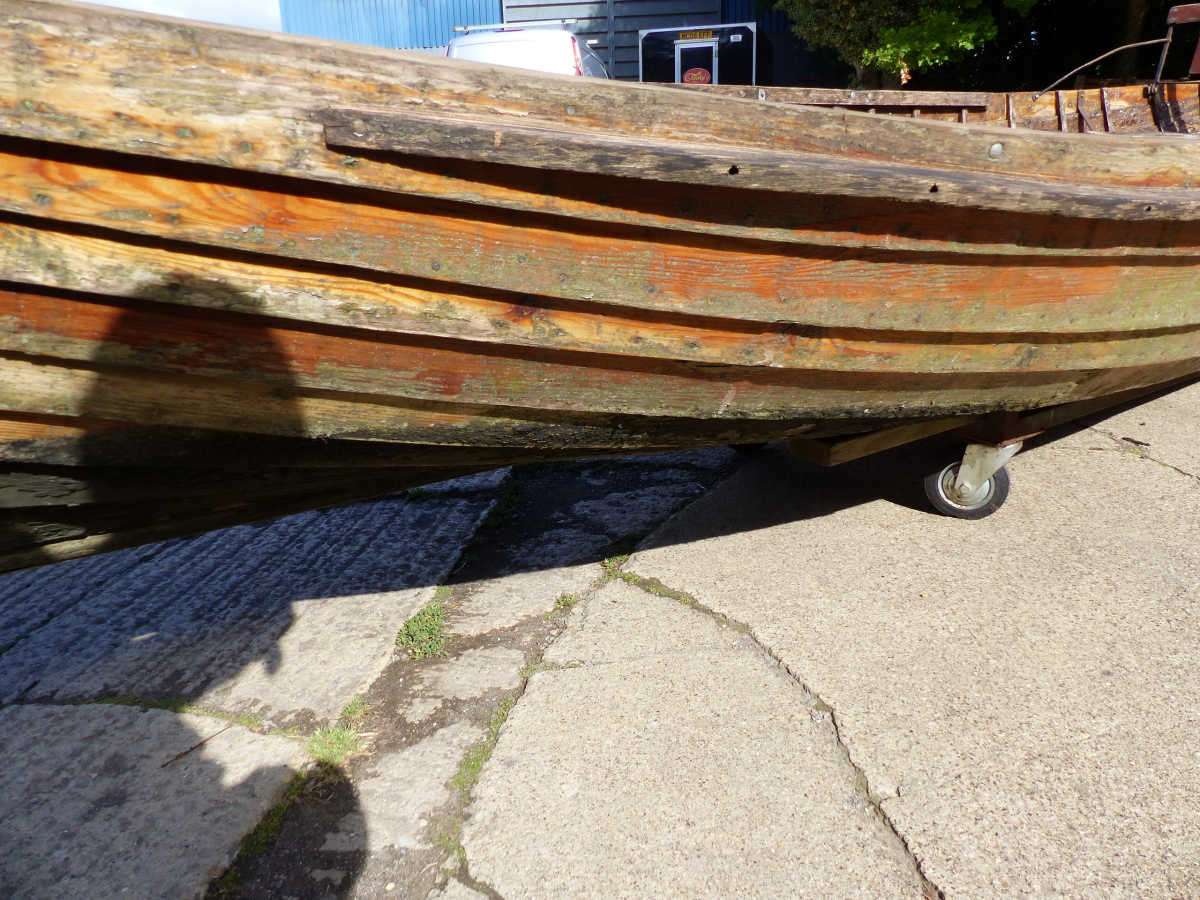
324;108;1200;220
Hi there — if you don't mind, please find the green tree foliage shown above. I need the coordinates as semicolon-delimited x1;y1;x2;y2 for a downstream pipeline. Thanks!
774;0;1037;76
775;0;1193;89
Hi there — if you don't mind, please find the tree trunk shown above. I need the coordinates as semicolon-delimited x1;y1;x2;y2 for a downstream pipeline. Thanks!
1115;0;1150;80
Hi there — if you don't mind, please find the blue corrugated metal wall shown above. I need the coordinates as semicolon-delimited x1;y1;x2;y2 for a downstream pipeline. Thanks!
281;0;502;49
720;0;788;32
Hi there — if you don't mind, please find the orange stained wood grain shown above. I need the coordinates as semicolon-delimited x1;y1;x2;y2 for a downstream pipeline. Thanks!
4;150;1200;335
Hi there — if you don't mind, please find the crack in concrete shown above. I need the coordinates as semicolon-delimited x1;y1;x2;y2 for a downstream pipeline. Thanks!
456;865;508;900
617;563;945;900
1091;427;1199;482
439;564;624;900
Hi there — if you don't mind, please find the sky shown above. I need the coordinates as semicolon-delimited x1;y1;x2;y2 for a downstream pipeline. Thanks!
87;0;282;32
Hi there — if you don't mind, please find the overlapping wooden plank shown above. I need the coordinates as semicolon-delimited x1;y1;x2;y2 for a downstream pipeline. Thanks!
6;151;1200;335
323;108;1200;221
6;273;1200;387
0;354;885;448
8;140;1200;264
0;411;670;469
12;286;1169;424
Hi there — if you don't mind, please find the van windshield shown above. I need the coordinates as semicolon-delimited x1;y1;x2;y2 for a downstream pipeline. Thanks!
451;34;575;75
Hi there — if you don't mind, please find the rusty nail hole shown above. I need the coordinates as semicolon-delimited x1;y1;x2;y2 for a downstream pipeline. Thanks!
728;165;740;175
1145;205;1153;212
929;184;939;193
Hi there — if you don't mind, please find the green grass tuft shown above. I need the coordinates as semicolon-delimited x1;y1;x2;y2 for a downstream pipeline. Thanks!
396;600;448;659
434;584;454;600
407;487;430;503
307;724;363;766
341;695;369;725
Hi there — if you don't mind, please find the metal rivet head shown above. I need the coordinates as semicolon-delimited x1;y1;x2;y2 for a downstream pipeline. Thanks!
566;106;576;115
988;142;1004;159
351;118;366;135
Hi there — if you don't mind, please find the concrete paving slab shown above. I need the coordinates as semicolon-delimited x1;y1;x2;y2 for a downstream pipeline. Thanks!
0;493;494;726
322;721;485;853
449;564;599;636
429;880;489;899
0;702;306;900
630;400;1200;899
1082;380;1200;476
418;646;526;700
463;578;926;899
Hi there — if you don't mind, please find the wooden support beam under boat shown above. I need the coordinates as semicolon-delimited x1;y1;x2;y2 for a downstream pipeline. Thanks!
788;416;980;466
787;374;1200;467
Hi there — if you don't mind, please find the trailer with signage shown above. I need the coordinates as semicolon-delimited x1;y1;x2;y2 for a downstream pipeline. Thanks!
639;22;761;85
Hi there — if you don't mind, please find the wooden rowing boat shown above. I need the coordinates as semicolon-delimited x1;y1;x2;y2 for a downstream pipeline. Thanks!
3;0;1200;569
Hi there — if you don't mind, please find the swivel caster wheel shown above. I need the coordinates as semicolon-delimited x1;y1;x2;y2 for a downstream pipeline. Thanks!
924;460;1010;519
924;441;1021;520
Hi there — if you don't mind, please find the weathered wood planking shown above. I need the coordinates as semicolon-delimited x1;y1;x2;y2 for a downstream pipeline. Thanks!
323;108;1200;220
683;84;1199;134
4;0;1200;226
2;283;1198;423
6;150;1200;335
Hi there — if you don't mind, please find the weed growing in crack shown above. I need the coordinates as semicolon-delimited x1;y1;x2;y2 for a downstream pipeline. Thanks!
545;593;580;621
307;724;363;766
431;812;467;870
434;584;454;601
602;565;697;607
205;764;342;899
605;530;647;560
407;487;430;503
84;694;262;730
397;600;448;659
341;695;369;725
602;553;630;574
449;698;515;800
519;660;545;679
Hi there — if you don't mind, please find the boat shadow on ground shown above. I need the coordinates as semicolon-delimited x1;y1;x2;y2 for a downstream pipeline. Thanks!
0;299;370;900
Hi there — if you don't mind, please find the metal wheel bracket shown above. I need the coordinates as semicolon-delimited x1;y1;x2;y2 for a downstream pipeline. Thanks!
954;441;1022;496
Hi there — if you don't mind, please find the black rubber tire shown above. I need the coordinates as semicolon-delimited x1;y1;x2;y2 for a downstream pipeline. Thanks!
924;461;1011;519
731;442;769;454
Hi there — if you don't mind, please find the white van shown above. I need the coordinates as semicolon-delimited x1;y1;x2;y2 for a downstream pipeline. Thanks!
446;23;610;78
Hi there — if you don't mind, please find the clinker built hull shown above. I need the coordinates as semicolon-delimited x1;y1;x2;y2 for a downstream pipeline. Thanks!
2;0;1200;570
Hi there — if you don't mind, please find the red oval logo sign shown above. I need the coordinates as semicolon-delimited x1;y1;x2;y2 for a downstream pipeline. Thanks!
682;67;712;84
